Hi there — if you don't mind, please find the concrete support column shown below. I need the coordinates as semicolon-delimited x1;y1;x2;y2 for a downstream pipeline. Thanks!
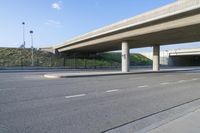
121;41;130;72
153;45;160;71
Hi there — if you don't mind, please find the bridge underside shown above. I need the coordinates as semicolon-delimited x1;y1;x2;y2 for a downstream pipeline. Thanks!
55;2;200;72
169;55;200;66
57;8;200;54
60;23;200;54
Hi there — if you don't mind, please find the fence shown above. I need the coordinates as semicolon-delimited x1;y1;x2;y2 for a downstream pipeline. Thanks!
0;48;121;69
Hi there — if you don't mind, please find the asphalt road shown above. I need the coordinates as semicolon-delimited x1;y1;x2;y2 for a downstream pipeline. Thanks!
0;70;200;133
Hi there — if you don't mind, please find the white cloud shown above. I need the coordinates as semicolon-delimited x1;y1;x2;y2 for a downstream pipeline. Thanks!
45;20;62;28
52;1;62;10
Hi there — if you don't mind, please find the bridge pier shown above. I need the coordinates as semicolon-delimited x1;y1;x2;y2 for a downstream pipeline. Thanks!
153;45;160;71
121;41;130;72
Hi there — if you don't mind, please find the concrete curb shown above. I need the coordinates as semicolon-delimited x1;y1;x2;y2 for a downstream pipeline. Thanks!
44;72;128;79
43;68;200;79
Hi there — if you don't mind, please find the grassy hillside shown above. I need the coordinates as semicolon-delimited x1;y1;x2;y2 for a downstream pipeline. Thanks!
99;53;152;66
0;47;152;68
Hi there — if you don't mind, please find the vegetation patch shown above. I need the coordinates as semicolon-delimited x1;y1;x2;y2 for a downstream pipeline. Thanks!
0;47;152;68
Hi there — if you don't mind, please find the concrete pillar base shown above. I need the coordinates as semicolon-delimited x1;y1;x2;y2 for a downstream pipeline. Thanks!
153;45;160;71
122;41;130;72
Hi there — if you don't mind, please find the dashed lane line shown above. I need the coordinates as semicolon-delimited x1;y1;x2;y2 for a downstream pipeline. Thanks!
63;78;199;99
163;75;173;77
177;80;187;83
160;82;170;85
192;78;198;81
106;89;119;93
138;85;149;88
65;94;86;99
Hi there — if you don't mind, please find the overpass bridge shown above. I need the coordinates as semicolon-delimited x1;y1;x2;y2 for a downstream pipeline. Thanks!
53;0;200;72
169;48;200;66
140;47;200;66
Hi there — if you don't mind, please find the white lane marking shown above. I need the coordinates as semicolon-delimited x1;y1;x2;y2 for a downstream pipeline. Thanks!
0;88;16;91
185;73;197;75
106;89;119;93
129;77;146;80
192;78;198;81
65;94;86;99
177;80;187;83
164;75;172;77
160;82;170;85
138;85;149;88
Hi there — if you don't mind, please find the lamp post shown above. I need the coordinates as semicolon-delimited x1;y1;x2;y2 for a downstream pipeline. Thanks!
22;22;26;48
30;30;34;66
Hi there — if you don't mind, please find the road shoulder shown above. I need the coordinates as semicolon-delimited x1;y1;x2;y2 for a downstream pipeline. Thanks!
148;108;200;133
104;98;200;133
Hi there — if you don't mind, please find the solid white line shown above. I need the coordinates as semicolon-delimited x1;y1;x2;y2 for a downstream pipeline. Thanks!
65;94;86;99
138;85;149;88
106;89;119;93
160;82;170;85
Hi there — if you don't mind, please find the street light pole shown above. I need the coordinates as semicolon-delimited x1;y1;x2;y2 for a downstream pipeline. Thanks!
30;30;34;66
22;22;26;48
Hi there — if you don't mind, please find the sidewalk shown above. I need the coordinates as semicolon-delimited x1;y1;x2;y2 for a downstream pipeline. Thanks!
148;108;200;133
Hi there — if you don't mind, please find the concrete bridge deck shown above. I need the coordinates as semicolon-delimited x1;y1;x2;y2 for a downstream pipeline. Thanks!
54;0;200;53
53;0;200;72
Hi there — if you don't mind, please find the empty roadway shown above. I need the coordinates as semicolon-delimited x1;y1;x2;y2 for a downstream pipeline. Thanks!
0;69;200;133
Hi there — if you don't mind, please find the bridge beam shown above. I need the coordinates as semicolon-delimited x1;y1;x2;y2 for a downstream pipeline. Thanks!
121;41;130;72
153;45;160;71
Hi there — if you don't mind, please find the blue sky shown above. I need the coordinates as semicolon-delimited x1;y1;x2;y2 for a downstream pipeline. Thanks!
0;0;199;52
